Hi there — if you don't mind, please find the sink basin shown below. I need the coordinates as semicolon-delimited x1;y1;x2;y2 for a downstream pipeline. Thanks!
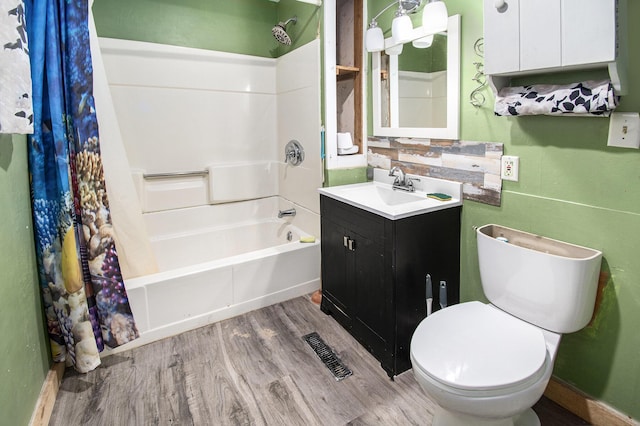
318;173;463;220
342;184;425;206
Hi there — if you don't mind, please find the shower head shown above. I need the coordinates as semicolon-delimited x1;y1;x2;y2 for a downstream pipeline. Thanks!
272;16;297;45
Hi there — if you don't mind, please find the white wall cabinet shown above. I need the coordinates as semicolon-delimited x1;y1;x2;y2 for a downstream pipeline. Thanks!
483;0;519;75
561;0;617;67
519;0;561;71
484;0;626;95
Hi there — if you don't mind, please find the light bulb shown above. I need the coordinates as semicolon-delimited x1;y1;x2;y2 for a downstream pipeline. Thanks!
392;13;413;44
422;0;448;34
365;24;385;52
412;34;434;49
385;43;403;56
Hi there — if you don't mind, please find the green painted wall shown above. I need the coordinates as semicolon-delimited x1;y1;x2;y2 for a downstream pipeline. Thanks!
0;134;50;425
92;0;320;58
446;0;640;418
324;167;368;187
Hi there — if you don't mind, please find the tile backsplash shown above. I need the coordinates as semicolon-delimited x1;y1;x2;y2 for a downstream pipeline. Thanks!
368;137;503;206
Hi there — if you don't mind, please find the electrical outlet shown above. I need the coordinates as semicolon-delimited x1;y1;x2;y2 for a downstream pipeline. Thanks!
501;155;519;182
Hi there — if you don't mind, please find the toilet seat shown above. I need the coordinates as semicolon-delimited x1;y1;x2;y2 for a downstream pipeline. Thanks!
411;301;548;392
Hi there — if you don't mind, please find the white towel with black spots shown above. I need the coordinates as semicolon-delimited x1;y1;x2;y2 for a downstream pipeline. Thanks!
0;0;33;134
494;79;619;117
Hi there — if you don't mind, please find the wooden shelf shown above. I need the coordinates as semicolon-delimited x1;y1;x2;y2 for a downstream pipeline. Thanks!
336;65;360;76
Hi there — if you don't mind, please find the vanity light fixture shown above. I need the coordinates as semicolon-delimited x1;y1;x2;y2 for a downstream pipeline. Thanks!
412;34;434;48
385;43;404;56
366;0;449;52
391;8;414;44
412;0;448;48
365;0;422;52
365;22;385;52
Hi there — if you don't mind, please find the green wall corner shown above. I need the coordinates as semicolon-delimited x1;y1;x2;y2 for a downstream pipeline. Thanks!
324;167;368;187
0;134;50;426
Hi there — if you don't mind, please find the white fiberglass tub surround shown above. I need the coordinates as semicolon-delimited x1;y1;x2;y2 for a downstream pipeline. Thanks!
96;38;323;353
119;197;320;351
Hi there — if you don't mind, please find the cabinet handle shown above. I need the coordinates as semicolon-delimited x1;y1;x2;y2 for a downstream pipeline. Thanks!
348;239;356;251
343;236;349;248
494;0;507;12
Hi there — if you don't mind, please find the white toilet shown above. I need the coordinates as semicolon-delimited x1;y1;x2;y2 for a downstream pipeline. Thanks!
410;224;602;426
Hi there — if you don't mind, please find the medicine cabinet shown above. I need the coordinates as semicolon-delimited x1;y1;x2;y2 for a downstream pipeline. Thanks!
483;0;627;95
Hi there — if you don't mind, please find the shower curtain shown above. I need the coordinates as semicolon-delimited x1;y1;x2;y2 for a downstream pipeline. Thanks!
88;2;159;280
0;0;32;134
25;0;138;372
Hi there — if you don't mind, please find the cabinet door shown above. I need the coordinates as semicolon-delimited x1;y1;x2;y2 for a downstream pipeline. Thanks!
483;0;520;74
320;218;352;318
393;207;462;374
351;229;389;357
562;0;616;66
520;0;561;70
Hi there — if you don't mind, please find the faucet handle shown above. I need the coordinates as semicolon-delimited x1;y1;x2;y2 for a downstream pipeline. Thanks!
406;177;420;190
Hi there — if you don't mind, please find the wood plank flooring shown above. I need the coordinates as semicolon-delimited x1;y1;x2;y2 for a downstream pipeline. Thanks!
50;296;589;425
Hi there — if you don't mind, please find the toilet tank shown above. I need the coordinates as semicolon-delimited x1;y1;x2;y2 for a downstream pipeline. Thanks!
477;224;602;333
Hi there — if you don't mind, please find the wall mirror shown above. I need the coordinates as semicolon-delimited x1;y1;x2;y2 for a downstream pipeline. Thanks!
372;15;460;139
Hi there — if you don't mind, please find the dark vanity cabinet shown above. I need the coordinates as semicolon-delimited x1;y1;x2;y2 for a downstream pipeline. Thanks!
320;195;461;377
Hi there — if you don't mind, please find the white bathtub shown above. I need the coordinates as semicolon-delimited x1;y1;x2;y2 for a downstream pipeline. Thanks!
111;197;321;353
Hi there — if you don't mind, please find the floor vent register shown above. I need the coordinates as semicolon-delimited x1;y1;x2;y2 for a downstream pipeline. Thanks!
303;332;353;381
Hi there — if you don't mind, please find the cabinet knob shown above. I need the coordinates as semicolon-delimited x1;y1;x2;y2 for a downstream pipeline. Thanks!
348;239;356;251
494;0;507;12
343;236;349;248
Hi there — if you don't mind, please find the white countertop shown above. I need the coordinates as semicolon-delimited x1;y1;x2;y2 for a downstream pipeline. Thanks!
318;169;463;220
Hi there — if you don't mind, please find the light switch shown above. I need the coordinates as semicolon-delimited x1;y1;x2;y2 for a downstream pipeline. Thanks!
607;112;640;149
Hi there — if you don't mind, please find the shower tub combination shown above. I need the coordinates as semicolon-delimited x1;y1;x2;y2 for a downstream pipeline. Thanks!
119;197;320;350
97;36;324;353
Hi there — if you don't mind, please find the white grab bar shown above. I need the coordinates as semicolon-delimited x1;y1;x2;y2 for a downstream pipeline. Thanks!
143;170;209;180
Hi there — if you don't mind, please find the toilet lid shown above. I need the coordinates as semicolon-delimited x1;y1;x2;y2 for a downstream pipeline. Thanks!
411;301;547;391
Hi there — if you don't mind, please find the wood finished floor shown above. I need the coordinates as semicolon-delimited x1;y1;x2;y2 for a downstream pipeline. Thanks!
50;296;589;425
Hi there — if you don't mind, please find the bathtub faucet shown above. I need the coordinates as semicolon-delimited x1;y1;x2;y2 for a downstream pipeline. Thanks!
278;208;296;218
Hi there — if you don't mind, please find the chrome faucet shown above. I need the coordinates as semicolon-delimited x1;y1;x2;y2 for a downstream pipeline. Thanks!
389;166;420;192
278;208;296;218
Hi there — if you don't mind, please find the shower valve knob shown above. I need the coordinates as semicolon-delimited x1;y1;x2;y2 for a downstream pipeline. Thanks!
284;140;305;166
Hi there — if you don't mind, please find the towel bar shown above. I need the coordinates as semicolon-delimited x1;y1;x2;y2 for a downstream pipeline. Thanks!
143;170;209;180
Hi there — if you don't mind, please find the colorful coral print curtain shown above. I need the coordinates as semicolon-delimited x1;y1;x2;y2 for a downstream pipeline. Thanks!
25;0;138;373
0;0;33;134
